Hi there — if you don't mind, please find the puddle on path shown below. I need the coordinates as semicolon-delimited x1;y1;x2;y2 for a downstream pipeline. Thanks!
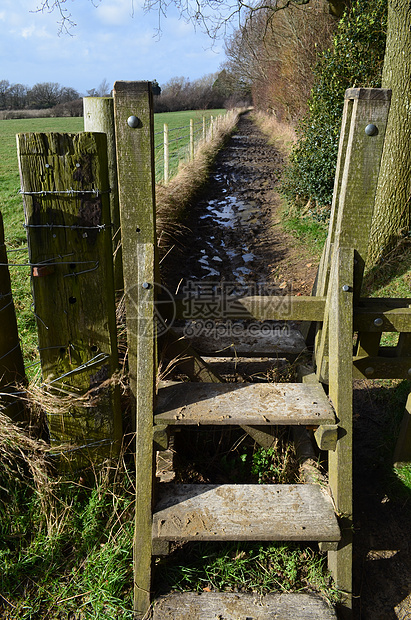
189;189;261;283
177;116;285;288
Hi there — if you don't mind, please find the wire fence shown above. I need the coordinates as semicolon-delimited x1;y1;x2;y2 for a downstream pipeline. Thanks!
154;114;223;184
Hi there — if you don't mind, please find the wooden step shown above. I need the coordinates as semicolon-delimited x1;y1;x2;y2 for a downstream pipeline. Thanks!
172;323;307;358
154;382;335;426
152;592;337;619
152;484;340;543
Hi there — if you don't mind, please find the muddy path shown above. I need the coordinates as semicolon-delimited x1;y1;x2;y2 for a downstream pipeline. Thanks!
162;113;411;620
165;113;318;296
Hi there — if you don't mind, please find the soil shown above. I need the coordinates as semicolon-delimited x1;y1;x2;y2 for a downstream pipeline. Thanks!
162;113;411;619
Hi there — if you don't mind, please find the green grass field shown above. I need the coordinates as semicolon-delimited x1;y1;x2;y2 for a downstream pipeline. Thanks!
0;109;225;369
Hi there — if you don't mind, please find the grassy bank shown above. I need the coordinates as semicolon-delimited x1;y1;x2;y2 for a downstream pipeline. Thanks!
253;112;328;258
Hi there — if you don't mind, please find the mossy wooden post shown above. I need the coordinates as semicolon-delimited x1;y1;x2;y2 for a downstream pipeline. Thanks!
327;246;354;619
315;88;391;383
84;96;123;293
0;211;26;422
113;81;157;618
17;131;122;470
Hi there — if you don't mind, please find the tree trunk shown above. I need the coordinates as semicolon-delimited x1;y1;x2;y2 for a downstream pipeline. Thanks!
367;0;411;268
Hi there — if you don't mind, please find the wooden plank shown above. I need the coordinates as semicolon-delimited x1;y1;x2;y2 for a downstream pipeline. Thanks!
171;324;307;357
202;356;293;377
113;81;156;618
153;592;337;620
353;356;411;379
83;96;123;292
358;297;411;307
239;425;278;449
0;211;26;422
327;247;354;614
17;131;122;468
154;381;336;426
152;484;340;543
355;332;381;357
159;328;222;382
354;306;411;332
174;295;326;322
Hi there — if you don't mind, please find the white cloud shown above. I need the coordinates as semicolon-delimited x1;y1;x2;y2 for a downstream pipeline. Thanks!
0;0;226;93
95;0;140;26
21;24;36;38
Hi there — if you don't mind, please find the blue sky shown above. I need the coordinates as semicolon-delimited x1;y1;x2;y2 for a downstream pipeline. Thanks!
0;0;228;95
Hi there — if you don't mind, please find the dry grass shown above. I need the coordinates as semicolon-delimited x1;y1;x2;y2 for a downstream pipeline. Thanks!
252;111;296;161
0;108;56;120
0;407;56;529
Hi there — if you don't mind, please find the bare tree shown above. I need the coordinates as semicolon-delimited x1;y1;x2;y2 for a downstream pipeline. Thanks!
224;0;334;119
28;82;61;108
35;0;348;36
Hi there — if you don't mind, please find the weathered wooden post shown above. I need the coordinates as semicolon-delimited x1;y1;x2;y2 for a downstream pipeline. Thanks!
202;116;206;141
164;123;169;184
17;131;122;470
327;247;354;619
83;96;123;293
112;81;157;618
210;115;214;140
0;211;26;422
315;89;392;382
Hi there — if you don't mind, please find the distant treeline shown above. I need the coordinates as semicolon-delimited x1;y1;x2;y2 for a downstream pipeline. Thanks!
152;73;250;113
0;72;249;119
0;80;83;115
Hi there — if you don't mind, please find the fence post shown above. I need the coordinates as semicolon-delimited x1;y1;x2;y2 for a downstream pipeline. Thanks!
17;131;122;470
164;123;169;184
84;96;123;293
112;81;157;618
210;115;214;140
0;211;26;422
202;116;206;141
327;246;354;616
190;118;194;161
315;88;392;382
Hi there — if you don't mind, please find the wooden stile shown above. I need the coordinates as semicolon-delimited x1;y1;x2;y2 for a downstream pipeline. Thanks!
6;81;411;620
17;131;122;469
112;81;157;618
